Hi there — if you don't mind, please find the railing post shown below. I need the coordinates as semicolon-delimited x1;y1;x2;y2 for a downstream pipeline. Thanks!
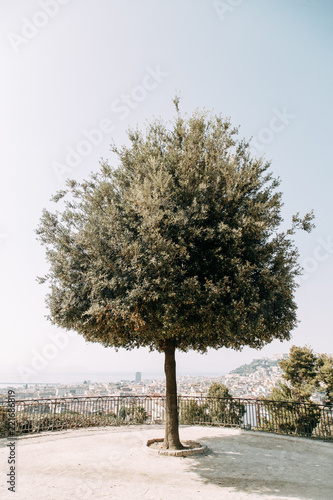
256;401;261;429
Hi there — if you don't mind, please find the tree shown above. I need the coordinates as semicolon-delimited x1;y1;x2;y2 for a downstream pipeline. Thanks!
118;406;128;421
270;346;333;405
262;346;331;436
314;354;333;438
278;345;319;401
179;383;245;426
316;354;333;406
36;99;313;449
263;386;321;437
206;383;245;425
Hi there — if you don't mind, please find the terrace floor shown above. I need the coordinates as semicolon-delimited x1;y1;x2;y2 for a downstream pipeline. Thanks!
1;425;332;500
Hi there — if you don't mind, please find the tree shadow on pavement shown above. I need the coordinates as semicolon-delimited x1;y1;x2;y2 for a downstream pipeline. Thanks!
186;431;333;500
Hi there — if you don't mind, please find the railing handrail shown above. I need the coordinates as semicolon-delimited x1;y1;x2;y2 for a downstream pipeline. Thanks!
0;394;330;408
0;395;166;404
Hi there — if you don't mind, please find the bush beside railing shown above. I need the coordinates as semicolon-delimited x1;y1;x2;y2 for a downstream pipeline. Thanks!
179;397;246;426
0;396;159;437
0;395;332;440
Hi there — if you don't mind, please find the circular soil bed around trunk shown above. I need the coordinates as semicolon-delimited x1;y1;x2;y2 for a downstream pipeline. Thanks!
146;438;207;456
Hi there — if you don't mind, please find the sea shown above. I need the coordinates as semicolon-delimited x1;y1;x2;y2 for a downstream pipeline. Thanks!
0;372;162;388
0;370;224;388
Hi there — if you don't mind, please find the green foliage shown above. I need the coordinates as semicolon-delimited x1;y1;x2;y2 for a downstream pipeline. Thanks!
36;106;313;355
118;406;127;421
260;398;321;437
278;345;318;401
179;383;245;426
313;411;333;439
207;382;233;399
0;406;10;435
316;354;333;406
0;403;148;437
128;405;148;424
0;411;126;437
262;346;333;437
117;404;147;423
179;399;208;424
267;346;333;406
230;357;281;376
206;383;245;425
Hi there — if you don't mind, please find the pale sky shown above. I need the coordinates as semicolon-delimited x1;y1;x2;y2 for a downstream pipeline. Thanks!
1;0;332;383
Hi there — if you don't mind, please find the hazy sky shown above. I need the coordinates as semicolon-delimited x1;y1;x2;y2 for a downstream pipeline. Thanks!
1;0;332;383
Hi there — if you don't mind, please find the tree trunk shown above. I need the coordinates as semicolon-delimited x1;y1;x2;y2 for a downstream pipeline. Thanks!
163;341;184;449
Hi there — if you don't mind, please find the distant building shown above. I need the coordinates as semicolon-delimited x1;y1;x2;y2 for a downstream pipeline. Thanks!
135;372;142;383
56;388;68;397
69;386;86;395
56;386;86;397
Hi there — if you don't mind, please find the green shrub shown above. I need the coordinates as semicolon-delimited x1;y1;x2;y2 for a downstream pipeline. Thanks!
179;400;208;424
260;399;321;437
206;383;245;426
312;410;333;439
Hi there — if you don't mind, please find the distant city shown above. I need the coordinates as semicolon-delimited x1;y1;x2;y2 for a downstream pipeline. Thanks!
1;354;294;400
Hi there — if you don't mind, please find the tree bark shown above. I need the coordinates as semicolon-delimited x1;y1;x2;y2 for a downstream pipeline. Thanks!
163;341;184;449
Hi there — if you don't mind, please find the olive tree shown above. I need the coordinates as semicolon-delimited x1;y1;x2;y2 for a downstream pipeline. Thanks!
36;100;313;449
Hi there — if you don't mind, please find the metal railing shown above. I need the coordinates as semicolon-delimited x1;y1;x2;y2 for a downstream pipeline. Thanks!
179;396;333;440
0;395;332;440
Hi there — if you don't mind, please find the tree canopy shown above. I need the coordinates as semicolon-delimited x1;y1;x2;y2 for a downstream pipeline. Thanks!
37;106;313;354
316;354;333;406
264;345;333;437
271;345;333;405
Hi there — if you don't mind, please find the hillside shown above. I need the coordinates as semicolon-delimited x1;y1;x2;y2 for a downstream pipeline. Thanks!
229;355;287;377
221;355;288;397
